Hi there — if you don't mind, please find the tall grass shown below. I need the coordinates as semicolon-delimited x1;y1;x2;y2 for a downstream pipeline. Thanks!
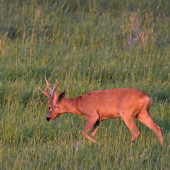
0;0;170;169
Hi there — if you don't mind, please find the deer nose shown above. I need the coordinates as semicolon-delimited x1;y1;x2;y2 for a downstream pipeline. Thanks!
47;117;51;121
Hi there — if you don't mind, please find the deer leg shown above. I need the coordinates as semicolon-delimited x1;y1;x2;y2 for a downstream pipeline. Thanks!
121;112;140;143
137;111;163;146
83;115;99;143
91;120;100;138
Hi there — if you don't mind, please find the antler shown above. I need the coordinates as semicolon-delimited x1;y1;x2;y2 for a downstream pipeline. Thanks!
39;78;52;101
49;79;59;98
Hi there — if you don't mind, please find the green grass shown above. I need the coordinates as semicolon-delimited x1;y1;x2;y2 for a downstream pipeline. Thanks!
0;0;170;169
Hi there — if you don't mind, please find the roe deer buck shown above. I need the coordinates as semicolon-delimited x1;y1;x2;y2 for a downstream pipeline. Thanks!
39;78;163;146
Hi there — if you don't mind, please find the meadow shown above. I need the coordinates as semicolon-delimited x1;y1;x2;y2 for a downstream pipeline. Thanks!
0;0;170;169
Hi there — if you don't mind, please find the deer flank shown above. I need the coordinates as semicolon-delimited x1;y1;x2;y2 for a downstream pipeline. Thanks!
39;78;163;146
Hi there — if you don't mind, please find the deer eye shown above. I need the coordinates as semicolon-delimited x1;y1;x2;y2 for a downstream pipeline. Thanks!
48;107;50;110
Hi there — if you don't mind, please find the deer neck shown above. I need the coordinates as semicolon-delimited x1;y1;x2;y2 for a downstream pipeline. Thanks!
61;97;80;115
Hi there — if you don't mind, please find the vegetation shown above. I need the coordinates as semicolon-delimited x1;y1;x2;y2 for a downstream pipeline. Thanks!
0;0;170;169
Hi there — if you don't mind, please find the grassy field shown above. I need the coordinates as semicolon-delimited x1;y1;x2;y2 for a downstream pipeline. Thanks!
0;0;170;169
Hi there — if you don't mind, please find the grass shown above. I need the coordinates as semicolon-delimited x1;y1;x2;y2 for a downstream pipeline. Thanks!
0;0;170;169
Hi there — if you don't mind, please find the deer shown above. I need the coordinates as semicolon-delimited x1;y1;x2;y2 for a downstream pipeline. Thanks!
39;78;163;146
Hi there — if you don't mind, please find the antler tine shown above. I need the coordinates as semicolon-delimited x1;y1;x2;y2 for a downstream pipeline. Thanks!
44;78;53;95
51;79;59;98
39;78;52;101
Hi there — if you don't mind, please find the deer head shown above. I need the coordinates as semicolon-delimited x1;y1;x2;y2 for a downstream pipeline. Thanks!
39;78;65;122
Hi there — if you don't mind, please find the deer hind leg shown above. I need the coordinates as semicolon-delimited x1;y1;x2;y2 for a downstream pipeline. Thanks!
121;112;140;143
137;110;163;146
83;114;99;143
91;120;100;138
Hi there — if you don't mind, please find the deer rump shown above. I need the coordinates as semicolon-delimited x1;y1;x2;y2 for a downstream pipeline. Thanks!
39;79;163;146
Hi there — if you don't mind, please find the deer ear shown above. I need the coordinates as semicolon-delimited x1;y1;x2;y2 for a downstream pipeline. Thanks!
53;91;59;102
58;90;65;101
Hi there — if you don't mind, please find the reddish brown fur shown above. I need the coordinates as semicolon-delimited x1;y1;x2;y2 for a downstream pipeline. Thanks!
40;79;163;145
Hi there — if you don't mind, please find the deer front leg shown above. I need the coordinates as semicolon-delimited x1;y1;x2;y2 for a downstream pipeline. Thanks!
83;115;99;143
91;120;100;138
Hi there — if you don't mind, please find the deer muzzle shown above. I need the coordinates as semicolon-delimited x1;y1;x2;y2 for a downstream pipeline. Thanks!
47;117;51;121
